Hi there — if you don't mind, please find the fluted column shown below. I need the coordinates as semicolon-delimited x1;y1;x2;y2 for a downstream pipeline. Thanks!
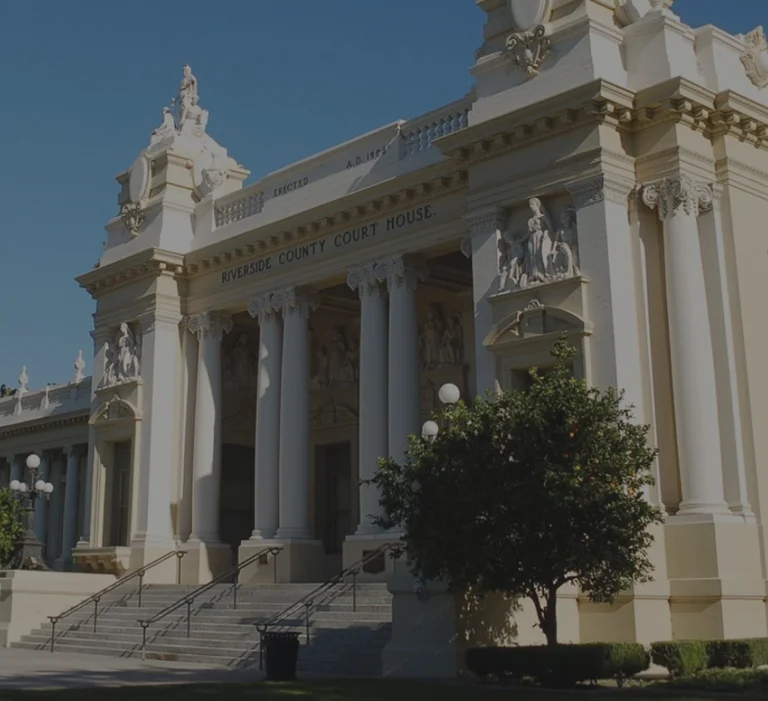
348;264;389;534
275;287;316;540
248;294;283;539
642;176;730;516
376;256;426;465
59;446;80;567
185;311;233;541
33;454;49;548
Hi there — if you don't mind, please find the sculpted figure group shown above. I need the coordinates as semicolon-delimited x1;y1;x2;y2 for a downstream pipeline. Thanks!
498;197;580;293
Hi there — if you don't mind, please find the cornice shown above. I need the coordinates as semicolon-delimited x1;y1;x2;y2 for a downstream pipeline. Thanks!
184;167;468;280
0;412;89;438
77;249;185;299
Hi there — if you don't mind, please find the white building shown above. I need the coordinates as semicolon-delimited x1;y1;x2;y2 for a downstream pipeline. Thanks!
3;0;768;671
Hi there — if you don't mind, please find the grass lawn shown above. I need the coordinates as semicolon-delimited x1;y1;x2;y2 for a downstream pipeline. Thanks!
0;680;726;701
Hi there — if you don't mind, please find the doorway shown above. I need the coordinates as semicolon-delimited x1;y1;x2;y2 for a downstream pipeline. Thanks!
314;442;353;557
108;440;132;547
219;444;255;565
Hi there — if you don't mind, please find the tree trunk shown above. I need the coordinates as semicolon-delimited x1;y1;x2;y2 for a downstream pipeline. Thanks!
543;589;558;647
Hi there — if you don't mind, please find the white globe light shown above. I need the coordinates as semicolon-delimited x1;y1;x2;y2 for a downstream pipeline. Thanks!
26;454;41;470
19;482;28;493
421;420;439;439
9;480;20;492
438;383;461;406
34;480;46;492
44;482;54;494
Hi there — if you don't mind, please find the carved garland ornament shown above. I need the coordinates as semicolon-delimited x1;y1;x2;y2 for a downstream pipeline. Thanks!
505;26;553;78
121;203;145;236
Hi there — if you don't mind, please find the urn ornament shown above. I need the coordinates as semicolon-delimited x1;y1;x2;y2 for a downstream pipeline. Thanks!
507;0;553;33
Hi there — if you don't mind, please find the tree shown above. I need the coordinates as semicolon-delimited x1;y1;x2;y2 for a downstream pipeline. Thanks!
0;487;24;567
372;339;663;647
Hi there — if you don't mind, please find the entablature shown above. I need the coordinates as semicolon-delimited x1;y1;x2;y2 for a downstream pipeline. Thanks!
77;249;185;299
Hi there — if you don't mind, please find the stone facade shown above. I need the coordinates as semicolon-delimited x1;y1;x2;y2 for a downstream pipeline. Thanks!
3;0;768;677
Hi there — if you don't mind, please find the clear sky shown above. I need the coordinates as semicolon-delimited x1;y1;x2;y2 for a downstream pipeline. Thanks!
0;0;763;389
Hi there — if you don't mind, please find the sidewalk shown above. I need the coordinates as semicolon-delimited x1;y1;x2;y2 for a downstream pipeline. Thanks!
0;648;266;690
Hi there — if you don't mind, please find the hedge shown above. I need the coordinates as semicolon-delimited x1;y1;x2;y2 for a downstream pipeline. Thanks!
660;667;768;693
650;638;768;676
466;643;649;687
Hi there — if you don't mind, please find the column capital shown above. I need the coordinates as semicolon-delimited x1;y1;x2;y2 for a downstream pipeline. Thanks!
641;175;714;220
375;255;428;292
272;286;318;319
183;311;233;341
248;293;279;324
347;264;385;299
567;174;635;209
463;206;507;236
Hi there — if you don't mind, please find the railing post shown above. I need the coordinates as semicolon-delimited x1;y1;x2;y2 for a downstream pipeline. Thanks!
176;551;183;584
305;601;311;645
186;599;192;638
93;597;99;633
140;622;147;660
273;549;278;583
49;619;56;653
259;628;265;670
233;571;238;610
138;570;144;608
352;569;358;613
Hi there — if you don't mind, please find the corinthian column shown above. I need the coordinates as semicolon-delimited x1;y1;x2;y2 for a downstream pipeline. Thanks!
248;294;283;539
185;311;233;541
348;264;388;534
275;287;316;540
642;175;730;517
376;256;426;465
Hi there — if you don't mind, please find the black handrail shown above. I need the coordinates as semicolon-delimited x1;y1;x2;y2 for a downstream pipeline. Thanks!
254;543;392;669
137;545;282;659
48;548;186;653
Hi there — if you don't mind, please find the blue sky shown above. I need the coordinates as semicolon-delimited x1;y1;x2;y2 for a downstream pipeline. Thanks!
0;0;762;388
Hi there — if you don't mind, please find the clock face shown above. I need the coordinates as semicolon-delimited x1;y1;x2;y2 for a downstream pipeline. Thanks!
507;0;552;33
128;154;150;203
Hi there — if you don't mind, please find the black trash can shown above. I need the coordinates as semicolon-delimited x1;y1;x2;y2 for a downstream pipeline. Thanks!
263;631;301;681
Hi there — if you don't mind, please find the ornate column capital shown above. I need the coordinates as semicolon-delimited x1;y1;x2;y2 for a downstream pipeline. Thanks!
248;293;280;324
374;255;428;293
183;311;233;341
347;264;385;299
463;206;507;236
567;174;635;209
641;175;714;220
271;286;318;319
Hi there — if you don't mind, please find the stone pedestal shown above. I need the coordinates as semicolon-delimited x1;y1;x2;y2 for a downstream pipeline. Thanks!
180;540;232;585
381;558;457;678
342;533;398;583
239;540;325;584
0;571;115;647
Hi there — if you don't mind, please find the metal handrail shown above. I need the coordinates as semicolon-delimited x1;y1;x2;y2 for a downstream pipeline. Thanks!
137;545;282;658
254;543;392;668
48;548;186;653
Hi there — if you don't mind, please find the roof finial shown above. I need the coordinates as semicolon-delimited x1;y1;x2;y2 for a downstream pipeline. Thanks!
74;350;86;384
18;366;29;395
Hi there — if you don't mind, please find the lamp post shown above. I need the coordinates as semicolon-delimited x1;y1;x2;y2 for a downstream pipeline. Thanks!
7;454;54;571
422;382;461;443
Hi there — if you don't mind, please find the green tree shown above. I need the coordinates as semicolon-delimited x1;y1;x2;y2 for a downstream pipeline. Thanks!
372;339;663;646
0;487;24;567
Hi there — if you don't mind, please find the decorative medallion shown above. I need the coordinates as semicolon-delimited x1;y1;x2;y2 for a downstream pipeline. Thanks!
507;0;553;33
505;26;553;79
121;202;146;237
739;26;768;89
128;154;150;203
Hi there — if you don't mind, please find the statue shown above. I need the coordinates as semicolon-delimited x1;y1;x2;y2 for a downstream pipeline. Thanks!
440;315;463;367
421;304;446;370
102;323;141;387
523;197;554;284
151;106;176;142
552;206;580;278
179;64;199;124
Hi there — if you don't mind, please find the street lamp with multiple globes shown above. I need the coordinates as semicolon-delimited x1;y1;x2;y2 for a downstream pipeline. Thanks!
422;382;461;443
7;454;54;571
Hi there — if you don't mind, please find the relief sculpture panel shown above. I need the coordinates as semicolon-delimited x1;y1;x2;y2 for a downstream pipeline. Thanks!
311;325;359;390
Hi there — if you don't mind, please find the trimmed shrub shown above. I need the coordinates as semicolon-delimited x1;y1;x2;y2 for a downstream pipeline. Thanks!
662;667;768;693
465;643;650;687
650;640;709;677
707;639;768;669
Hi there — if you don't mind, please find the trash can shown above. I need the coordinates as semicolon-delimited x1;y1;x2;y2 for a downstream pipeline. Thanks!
263;631;301;681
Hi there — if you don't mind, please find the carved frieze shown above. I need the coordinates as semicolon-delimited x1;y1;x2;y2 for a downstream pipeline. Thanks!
312;326;359;389
419;303;464;371
498;197;581;293
100;322;141;389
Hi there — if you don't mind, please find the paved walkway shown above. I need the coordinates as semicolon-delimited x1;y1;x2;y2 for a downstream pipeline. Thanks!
0;648;268;690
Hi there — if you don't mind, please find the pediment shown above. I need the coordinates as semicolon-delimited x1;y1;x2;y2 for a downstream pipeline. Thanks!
483;302;591;351
90;395;141;425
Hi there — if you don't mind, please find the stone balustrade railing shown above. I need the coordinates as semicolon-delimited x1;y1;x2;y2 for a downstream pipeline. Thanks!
209;94;473;230
0;378;92;425
400;96;472;157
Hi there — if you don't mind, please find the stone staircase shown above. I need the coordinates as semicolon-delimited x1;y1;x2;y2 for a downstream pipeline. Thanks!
13;581;392;676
